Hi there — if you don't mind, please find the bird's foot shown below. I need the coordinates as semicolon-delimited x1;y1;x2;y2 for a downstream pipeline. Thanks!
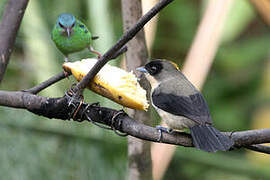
88;46;102;59
156;126;173;142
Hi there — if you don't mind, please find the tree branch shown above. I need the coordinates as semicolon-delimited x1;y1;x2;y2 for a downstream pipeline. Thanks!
229;129;270;147
0;90;270;154
0;0;29;83
73;0;174;94
22;45;127;95
245;144;270;154
121;0;152;179
110;45;128;60
24;71;69;94
0;0;269;155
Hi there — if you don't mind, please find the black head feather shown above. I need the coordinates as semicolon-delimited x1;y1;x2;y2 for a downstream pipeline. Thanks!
143;59;180;78
144;60;164;75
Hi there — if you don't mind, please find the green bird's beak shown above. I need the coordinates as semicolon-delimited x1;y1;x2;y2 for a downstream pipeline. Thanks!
66;28;72;37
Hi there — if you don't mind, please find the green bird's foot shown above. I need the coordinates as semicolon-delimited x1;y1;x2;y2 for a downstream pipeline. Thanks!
88;46;102;59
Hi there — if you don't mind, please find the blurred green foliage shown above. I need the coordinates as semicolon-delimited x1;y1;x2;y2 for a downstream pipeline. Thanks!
1;0;270;179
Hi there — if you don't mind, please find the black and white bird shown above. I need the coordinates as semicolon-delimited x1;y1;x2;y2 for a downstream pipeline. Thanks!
136;59;234;152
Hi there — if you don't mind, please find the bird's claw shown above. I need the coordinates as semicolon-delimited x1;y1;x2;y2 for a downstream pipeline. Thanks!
156;126;173;142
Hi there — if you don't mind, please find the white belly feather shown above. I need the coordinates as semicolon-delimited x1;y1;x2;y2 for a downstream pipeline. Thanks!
146;73;197;130
154;106;196;130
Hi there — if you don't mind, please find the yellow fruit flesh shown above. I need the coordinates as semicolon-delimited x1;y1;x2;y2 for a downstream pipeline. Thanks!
63;58;149;111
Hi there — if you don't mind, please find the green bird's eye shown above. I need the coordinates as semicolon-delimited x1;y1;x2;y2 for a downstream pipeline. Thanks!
59;22;65;29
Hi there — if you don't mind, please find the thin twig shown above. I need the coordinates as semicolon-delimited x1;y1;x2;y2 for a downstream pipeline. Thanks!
22;46;127;95
0;0;29;83
74;0;174;93
245;144;270;154
110;46;128;60
24;71;69;94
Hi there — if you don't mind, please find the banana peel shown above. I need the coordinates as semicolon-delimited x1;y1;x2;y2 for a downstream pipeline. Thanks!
63;58;149;111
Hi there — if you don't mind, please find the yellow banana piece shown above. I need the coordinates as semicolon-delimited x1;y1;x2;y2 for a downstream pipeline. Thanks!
63;58;149;111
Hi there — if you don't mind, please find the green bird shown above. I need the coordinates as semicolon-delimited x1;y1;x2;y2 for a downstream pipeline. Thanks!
51;13;101;62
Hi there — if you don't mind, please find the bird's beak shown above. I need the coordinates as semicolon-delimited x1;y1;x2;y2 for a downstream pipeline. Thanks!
66;28;72;37
136;67;148;73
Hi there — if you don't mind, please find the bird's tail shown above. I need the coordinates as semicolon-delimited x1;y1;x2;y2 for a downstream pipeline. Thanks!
190;125;234;152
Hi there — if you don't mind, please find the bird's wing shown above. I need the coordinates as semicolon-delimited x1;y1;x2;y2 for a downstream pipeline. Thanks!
152;88;212;124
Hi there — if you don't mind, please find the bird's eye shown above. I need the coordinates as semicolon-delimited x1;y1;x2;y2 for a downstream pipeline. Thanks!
59;22;65;29
151;66;157;72
147;63;162;75
146;61;163;75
